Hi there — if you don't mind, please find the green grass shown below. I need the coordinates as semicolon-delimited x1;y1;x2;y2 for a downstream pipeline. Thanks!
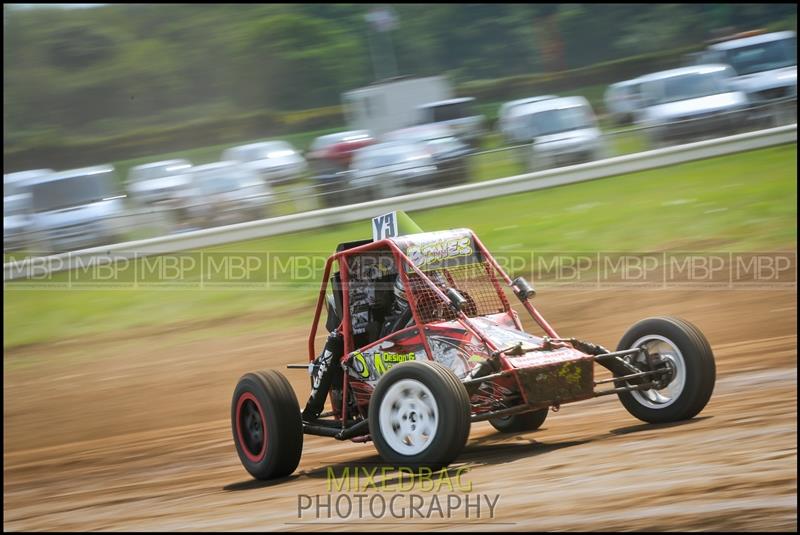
4;144;796;349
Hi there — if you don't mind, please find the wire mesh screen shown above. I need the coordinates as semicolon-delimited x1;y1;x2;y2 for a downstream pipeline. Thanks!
406;260;511;324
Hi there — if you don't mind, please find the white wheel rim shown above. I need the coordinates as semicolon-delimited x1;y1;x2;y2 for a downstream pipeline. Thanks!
379;379;439;456
628;334;686;409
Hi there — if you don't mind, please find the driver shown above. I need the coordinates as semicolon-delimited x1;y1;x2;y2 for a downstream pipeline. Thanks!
304;274;411;421
380;270;452;337
302;271;447;421
379;275;412;339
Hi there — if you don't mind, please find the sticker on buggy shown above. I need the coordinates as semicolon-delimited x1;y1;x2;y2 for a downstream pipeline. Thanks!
372;210;423;241
349;347;427;382
393;229;482;272
346;330;428;383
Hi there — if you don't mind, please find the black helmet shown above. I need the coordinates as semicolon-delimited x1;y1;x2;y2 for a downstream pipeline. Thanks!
393;274;407;304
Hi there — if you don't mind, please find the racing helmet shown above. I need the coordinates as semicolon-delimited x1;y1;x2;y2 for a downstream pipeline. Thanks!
393;274;407;305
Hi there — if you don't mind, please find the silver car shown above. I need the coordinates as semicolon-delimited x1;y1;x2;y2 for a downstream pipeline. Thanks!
222;141;308;185
699;31;796;105
126;159;193;206
383;124;473;186
4;169;52;252
525;96;607;171
416;97;485;146
348;142;438;201
497;95;557;144
604;79;643;126
25;165;126;253
635;64;750;147
184;162;275;227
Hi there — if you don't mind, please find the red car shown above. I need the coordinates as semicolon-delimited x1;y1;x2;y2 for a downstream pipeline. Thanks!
306;131;376;207
231;213;716;480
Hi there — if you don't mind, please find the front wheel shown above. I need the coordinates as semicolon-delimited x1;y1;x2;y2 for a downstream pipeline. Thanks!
615;316;716;424
231;370;303;480
369;360;471;469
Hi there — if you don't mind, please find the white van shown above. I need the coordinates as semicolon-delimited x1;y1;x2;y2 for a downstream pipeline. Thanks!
342;76;453;136
698;31;796;105
415;97;485;145
4;170;52;252
635;64;750;147
26;165;126;253
498;96;557;144
604;79;643;125
126;159;193;206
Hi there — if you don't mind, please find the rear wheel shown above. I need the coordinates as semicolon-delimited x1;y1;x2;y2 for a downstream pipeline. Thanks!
489;408;548;433
369;360;471;469
231;370;303;480
615;316;716;424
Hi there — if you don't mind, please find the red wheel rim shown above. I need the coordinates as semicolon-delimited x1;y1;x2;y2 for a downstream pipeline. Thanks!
235;392;267;462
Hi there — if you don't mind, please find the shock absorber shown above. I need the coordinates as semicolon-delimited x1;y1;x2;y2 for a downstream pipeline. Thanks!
302;330;344;421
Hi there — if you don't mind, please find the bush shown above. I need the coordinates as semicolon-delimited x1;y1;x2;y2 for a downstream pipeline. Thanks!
4;106;344;172
456;45;703;109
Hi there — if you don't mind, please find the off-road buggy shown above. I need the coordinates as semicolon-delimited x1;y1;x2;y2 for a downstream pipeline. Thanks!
231;213;716;480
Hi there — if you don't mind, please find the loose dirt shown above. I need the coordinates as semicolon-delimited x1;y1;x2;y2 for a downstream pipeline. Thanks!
3;288;797;531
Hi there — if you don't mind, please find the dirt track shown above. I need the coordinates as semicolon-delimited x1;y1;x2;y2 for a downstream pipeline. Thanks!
3;288;797;531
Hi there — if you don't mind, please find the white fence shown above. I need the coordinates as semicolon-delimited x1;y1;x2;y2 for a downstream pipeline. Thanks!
4;123;796;281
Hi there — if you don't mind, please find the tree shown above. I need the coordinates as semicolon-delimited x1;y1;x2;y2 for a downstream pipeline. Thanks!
3;3;796;146
234;13;367;110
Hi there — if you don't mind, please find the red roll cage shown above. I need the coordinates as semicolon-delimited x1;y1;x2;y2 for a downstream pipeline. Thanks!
307;230;561;421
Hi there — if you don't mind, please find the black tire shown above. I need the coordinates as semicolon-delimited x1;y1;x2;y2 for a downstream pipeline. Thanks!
231;370;303;480
489;408;548;433
369;360;471;469
616;316;716;424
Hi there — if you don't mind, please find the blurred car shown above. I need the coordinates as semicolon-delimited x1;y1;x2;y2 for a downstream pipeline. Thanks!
307;130;375;171
222;141;308;185
524;96;607;171
348;141;438;202
383;124;473;186
635;64;751;147
4;169;52;252
604;79;643;125
25;165;126;253
306;130;375;207
183;162;274;227
497;95;557;143
126;159;193;207
416;97;485;146
698;30;796;106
